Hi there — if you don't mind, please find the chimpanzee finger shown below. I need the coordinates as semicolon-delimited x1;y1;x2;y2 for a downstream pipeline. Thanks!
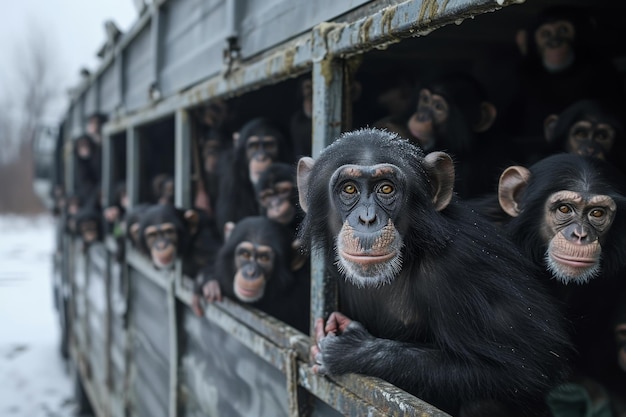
191;294;204;317
203;280;222;302
326;311;352;334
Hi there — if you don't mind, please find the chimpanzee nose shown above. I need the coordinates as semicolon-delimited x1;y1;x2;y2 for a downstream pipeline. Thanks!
359;206;377;226
572;226;588;241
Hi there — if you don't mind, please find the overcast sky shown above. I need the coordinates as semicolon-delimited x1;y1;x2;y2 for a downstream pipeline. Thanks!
0;0;138;122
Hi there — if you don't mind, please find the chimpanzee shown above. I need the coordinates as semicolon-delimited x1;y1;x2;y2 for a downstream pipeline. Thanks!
494;153;626;412
193;125;232;217
151;173;175;205
508;5;625;163
125;203;151;254
215;117;293;237
104;182;128;234
289;77;313;158
73;134;102;202
254;162;303;236
74;205;104;251
297;128;572;417
544;99;625;169
136;204;200;273
197;216;309;333
406;73;501;198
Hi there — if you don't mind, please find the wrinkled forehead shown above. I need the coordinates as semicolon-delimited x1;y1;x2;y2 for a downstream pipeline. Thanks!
330;163;405;185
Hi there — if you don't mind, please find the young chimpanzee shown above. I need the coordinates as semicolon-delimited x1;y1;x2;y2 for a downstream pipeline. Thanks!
73;134;102;202
254;162;303;237
215;117;293;237
136;204;201;275
74;205;104;251
297;128;572;417
151;173;175;205
197;216;309;333
492;154;626;413
406;73;500;198
543;99;625;169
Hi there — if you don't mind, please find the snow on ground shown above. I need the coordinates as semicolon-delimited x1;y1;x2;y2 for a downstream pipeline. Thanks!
0;215;77;417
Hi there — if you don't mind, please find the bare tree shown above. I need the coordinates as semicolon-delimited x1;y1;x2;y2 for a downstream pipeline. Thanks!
0;22;61;214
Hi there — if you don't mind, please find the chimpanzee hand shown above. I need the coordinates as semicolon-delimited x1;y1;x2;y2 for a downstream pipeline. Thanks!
311;311;375;376
202;280;222;303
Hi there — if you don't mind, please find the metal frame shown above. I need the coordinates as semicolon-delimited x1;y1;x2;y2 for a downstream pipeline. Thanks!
60;0;529;416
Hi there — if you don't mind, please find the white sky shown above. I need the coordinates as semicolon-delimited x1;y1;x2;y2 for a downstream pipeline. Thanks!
0;0;138;122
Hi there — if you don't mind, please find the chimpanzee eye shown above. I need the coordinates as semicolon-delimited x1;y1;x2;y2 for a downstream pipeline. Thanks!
240;250;252;260
572;128;588;139
379;183;394;195
343;183;357;195
557;205;571;214
589;209;605;218
258;253;270;262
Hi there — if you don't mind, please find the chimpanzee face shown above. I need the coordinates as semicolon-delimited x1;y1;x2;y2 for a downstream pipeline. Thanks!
534;20;575;72
247;135;279;184
258;181;295;225
566;120;615;160
76;139;91;159
144;223;178;269
233;241;275;302
541;190;616;284
203;139;221;174
407;89;449;151
329;163;406;287
80;220;99;243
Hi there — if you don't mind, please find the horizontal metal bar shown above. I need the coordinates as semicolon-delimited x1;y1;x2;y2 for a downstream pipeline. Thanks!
320;0;517;58
103;33;312;135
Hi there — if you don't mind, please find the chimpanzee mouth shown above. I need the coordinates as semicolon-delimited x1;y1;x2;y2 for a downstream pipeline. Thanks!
550;253;597;268
341;251;395;265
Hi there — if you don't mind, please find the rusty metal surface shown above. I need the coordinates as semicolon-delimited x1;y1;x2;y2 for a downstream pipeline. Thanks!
128;267;171;417
180;308;291;417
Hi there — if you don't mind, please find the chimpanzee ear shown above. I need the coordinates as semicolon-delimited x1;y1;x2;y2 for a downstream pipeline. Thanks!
498;166;530;218
129;223;141;245
544;114;559;143
184;209;200;235
297;157;315;213
223;221;236;241
423;151;455;212
290;239;308;272
515;29;528;56
473;102;497;133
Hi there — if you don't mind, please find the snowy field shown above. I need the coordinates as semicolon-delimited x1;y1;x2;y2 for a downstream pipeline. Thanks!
0;215;77;417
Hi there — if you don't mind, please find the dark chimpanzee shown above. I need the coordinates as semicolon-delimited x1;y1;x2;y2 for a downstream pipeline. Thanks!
73;134;102;202
297;128;572;417
289;77;313;158
543;99;625;169
74;205;104;251
494;153;626;413
215;117;292;237
254;162;303;237
151;173;175;205
406;73;500;198
136;204;200;274
197;216;309;333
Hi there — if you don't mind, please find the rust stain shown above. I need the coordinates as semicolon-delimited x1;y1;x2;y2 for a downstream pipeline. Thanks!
381;6;397;34
359;16;374;45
